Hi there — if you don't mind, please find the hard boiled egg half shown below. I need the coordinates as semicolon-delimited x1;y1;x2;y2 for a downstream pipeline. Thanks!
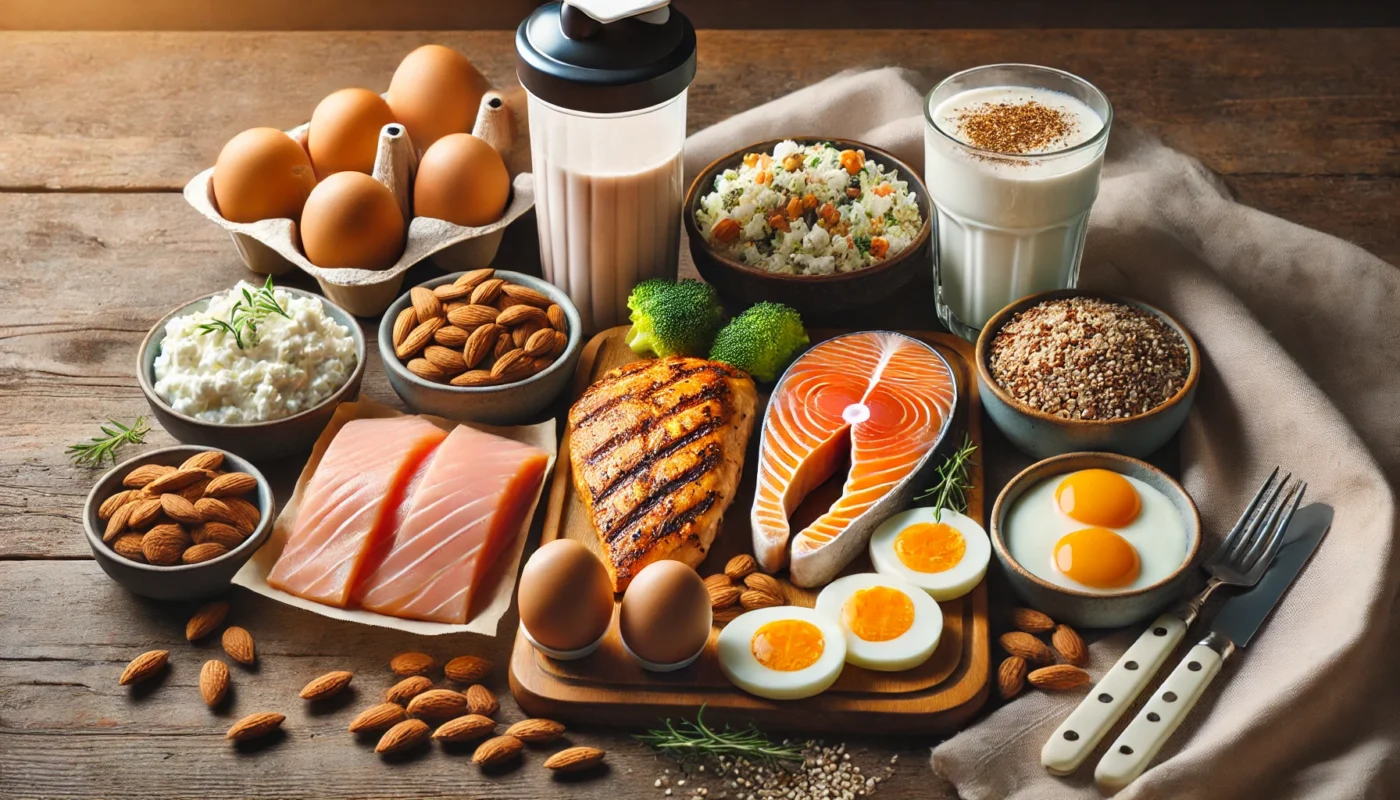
869;508;990;601
716;606;846;700
815;573;943;671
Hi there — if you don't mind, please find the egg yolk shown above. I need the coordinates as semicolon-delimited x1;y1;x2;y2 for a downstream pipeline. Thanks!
841;586;915;642
894;522;966;573
750;619;825;671
1054;527;1141;588
1056;469;1141;528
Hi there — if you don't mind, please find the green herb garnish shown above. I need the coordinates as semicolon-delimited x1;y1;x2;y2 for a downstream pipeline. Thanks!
67;416;151;468
196;276;291;349
915;434;977;522
635;707;804;769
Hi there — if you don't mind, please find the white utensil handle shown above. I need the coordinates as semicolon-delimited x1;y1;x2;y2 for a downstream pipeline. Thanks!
1041;614;1188;776
1094;636;1232;795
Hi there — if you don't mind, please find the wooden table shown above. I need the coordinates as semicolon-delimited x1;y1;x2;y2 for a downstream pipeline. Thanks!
2;29;1395;799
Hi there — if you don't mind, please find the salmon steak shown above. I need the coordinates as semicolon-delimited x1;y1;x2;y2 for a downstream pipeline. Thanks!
568;357;757;590
751;332;956;587
353;425;549;624
267;416;447;607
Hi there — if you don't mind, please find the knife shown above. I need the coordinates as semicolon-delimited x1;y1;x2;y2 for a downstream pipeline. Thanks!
1093;502;1333;794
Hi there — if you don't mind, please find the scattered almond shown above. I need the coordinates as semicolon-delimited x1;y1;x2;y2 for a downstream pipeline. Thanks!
160;493;203;525
112;533;146;562
191;521;245;549
999;631;1054;665
450;369;499;388
544;745;606;772
504;718;565;743
434;324;470;348
444;655;492;683
98;489;139;521
724;554;758;580
204;472;258;498
407;689;469;721
998;656;1027;699
1028;664;1091;692
200;659;230;706
377;719;431;754
392;306;418;348
501;283;552;307
386;675;434;705
182;542;229;564
119;650;169;685
464;684;498;717
743;572;784;599
123;463;173;488
410;286;443;321
300;670;354;701
396;317;444;360
546;304;566;331
142;523;189;566
146;468;207;494
713;605;743;624
222;626;255;665
186;601;230;641
472;734;523;766
390;652;436;677
227;712;284;741
1010;607;1056;634
703;573;734;594
709;583;742;609
349;702;408;734
179;451;225;472
433;714;497;742
1052;624;1088;667
127;498;164;528
740;589;783;611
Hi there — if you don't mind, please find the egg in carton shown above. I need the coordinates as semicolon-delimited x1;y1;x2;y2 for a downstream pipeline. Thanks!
183;89;534;317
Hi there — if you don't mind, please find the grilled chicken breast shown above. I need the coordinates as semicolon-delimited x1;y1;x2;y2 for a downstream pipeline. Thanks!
568;357;757;590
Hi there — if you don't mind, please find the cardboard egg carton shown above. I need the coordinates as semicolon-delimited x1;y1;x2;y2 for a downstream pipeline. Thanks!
183;89;534;317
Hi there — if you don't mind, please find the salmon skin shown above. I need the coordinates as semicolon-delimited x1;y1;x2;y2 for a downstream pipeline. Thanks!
267;416;448;607
751;332;956;587
354;425;548;624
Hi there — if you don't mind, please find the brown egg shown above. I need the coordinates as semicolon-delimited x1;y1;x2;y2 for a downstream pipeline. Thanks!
307;88;397;177
386;44;492;152
518;540;614;653
620;561;712;667
299;172;404;270
212;127;317;223
414;133;510;227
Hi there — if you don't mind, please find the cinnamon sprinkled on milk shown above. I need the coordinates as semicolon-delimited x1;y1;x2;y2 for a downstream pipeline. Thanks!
934;86;1102;158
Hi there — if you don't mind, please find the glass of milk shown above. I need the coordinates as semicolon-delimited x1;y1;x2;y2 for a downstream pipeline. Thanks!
923;64;1112;341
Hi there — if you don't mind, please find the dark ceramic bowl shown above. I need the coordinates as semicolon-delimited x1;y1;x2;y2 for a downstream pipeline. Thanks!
975;290;1200;459
684;138;932;315
138;287;366;463
82;446;275;601
990;452;1202;628
378;271;582;425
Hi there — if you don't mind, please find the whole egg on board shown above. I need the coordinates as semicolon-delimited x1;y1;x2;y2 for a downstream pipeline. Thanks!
299;172;405;270
414;133;511;228
619;560;712;671
516;539;614;657
307;88;398;177
212;128;318;223
387;44;493;152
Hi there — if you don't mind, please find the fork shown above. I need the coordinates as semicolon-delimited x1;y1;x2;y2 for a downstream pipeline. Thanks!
1041;468;1306;775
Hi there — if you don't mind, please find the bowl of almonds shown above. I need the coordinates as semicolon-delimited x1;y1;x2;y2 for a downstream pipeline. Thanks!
82;446;275;600
378;269;582;425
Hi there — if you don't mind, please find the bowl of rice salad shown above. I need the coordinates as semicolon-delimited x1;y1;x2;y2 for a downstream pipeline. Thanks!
685;138;931;315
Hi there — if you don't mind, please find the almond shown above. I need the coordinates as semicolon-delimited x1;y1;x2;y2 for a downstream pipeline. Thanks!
390;652;436;677
396;317;445;360
191;521;245;549
546;303;567;332
447;303;500;330
142;523;189;565
160;493;203;525
464;684;498;717
450;370;499;388
1028;664;1091;692
470;278;505;306
501;283;552;308
179;451;225;472
376;719;431;754
407;689;469;721
227;712;285;741
434;325;470;348
511;321;542;349
424;345;467;375
182;542;228;564
463;322;503;368
543;746;606;772
490;348;530;381
186;601;229;641
386;675;434;705
999;631;1054;665
740;589;783;611
123;463;173;488
350;702;407;734
98;489;139;520
392;306;418;348
998;656;1027;699
1051;624;1088;667
453;268;495;291
194;497;235;526
433;714;497;742
119;649;169;685
496;304;548;328
223;497;261;533
703;574;734;594
222;626;255;665
472;734;523;766
724;554;757;580
547;329;568;358
1010;607;1056;634
504;718;564;743
523;327;554;357
743;572;784;598
103;502;135;543
709;584;742;609
713;604;743;624
146;467;207;494
444;655;492;683
112;533;146;562
493;333;514;360
407;357;448;382
300;670;354;700
204;472;258;498
127;497;164;528
433;281;472;301
411;286;444;321
200;659;230;706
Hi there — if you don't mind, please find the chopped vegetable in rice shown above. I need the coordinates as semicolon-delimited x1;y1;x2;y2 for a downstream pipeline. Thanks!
695;140;923;275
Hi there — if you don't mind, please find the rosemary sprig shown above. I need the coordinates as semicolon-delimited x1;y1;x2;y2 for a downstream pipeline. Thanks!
196;276;291;349
635;707;804;769
67;416;151;468
914;434;977;522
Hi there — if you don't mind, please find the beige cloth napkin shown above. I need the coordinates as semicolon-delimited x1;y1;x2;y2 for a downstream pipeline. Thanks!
686;68;1400;799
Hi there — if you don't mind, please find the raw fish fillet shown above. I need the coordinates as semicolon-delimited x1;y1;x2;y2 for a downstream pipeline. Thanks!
354;425;549;624
751;332;955;587
267;416;447;607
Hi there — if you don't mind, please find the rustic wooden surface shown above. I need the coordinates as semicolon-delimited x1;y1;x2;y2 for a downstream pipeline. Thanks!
0;28;1395;800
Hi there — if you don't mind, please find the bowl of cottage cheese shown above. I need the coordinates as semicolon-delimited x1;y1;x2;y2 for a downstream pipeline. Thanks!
139;282;365;461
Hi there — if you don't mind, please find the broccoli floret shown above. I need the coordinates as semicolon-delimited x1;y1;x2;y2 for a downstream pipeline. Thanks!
624;279;726;358
708;302;809;382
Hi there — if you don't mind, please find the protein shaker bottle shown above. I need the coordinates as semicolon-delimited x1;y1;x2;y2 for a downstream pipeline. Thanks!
516;0;697;333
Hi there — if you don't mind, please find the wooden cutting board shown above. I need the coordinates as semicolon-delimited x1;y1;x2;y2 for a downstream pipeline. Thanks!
508;327;990;734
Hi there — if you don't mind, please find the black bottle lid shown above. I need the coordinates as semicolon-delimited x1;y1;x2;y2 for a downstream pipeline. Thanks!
516;1;697;114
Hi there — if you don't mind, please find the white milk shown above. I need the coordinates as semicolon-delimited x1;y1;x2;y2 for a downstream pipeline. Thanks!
924;71;1111;337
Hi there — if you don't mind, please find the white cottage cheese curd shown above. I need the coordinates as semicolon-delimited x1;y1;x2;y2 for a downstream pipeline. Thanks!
153;284;357;424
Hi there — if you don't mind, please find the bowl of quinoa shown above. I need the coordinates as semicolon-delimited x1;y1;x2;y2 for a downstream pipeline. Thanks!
684;138;931;315
975;291;1199;459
